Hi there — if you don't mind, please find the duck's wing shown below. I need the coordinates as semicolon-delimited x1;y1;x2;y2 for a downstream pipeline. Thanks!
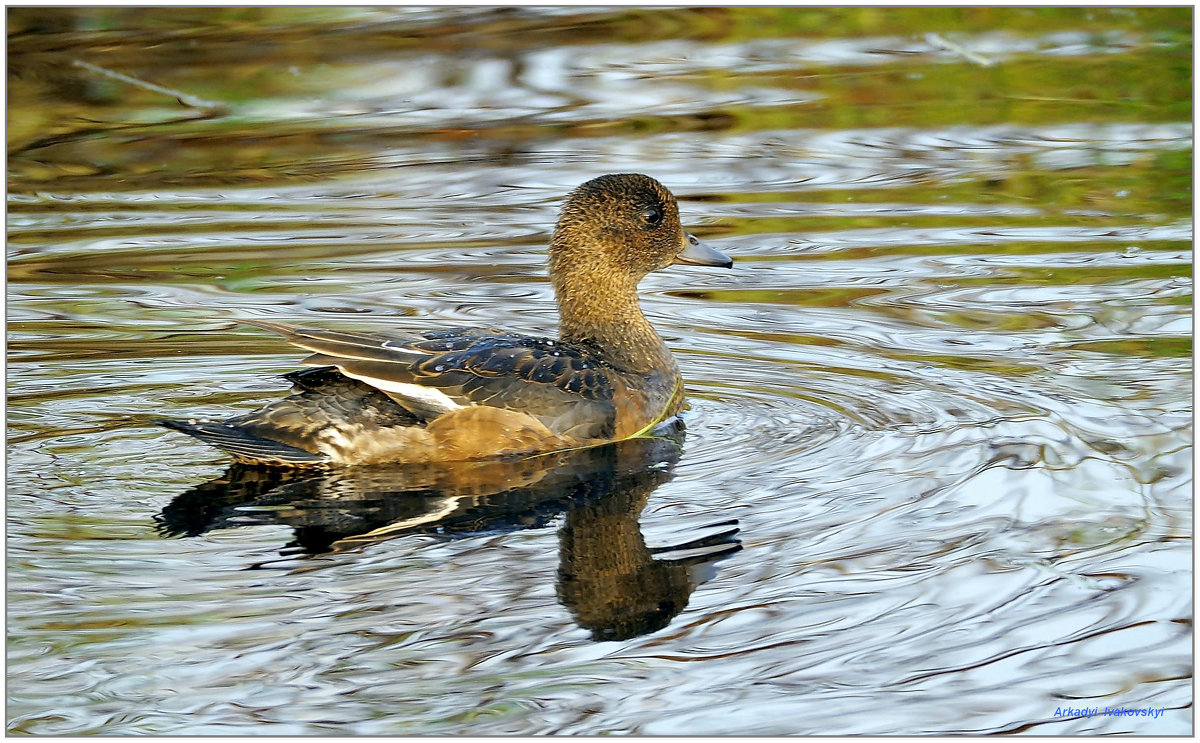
243;320;618;440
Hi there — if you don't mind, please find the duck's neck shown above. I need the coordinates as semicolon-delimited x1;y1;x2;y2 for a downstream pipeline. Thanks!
552;269;675;375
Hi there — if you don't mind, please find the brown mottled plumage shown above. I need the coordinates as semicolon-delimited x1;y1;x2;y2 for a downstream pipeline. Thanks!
159;174;732;466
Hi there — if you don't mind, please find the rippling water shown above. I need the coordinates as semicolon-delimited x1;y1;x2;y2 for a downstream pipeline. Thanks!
7;7;1192;735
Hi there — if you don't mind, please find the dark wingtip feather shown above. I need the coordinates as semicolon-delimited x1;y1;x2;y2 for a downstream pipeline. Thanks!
157;419;328;467
281;365;344;391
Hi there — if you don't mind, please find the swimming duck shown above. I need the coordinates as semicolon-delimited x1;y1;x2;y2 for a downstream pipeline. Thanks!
160;173;732;466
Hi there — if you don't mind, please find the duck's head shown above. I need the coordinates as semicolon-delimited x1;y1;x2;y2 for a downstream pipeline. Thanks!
549;174;731;284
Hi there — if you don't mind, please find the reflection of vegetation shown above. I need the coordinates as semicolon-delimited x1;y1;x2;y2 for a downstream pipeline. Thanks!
7;7;1190;189
674;286;889;308
706;150;1192;220
718;54;1190;126
884;353;1041;375
1060;337;1192;359
1148;149;1193;213
12;7;1188;49
950;261;1190;286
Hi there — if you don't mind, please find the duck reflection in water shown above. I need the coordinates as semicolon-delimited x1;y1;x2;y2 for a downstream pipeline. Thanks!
158;423;740;642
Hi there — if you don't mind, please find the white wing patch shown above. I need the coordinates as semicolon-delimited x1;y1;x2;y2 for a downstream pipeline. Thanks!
338;369;466;419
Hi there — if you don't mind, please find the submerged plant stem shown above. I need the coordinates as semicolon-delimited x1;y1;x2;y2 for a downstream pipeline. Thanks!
72;59;228;112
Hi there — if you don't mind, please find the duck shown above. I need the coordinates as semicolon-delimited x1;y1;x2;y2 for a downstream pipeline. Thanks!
159;173;732;467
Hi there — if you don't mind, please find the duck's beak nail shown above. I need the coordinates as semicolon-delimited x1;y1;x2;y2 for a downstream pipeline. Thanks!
675;233;732;268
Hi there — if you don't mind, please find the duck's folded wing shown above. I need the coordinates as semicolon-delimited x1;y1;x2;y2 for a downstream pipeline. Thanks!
244;320;618;440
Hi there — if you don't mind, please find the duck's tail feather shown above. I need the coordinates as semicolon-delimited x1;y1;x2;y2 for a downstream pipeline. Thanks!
158;419;328;466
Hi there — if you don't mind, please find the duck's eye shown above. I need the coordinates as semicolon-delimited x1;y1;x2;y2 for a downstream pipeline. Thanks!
642;206;663;226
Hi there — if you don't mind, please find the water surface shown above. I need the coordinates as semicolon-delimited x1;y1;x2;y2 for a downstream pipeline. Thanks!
7;7;1192;735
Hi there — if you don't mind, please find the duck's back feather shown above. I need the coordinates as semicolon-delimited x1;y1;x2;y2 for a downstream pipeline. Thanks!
248;320;621;441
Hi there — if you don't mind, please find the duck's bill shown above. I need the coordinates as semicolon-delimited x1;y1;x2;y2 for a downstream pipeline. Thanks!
675;234;733;268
